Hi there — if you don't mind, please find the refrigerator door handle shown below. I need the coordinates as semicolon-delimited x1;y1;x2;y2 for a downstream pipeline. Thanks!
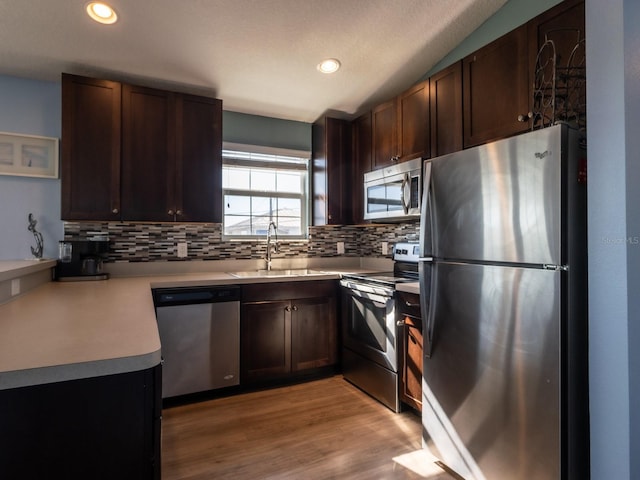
419;161;433;258
419;260;436;358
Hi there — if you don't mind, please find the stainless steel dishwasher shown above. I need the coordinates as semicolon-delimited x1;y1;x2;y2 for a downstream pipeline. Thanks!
152;285;241;399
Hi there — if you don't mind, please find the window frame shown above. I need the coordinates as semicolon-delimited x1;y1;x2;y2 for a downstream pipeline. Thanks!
222;142;311;241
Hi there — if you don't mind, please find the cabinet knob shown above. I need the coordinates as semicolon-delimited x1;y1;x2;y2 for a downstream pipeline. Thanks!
292;305;298;311
167;210;174;216
112;208;119;214
285;305;292;312
517;112;533;122
176;209;182;216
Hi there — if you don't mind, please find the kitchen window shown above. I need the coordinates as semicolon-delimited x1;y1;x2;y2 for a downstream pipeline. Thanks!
222;144;310;239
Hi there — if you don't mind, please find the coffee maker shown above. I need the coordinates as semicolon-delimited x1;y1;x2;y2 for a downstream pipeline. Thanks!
55;240;110;281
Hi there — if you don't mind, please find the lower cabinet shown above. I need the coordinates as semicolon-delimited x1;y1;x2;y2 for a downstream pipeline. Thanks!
241;280;338;384
397;291;423;412
0;365;162;480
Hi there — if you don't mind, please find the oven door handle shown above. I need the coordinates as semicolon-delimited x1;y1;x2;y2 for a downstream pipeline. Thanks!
344;285;393;306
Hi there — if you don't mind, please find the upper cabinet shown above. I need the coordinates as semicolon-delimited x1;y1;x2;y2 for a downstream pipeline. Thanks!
312;116;352;226
351;111;372;224
371;79;430;169
462;0;585;148
462;24;530;148
371;98;398;169
397;79;430;161
61;74;222;223
429;61;463;158
527;0;586;130
61;74;122;221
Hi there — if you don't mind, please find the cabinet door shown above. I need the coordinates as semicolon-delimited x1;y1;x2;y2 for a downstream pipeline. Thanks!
175;94;223;222
121;84;176;221
241;300;291;382
351;112;372;223
397;292;422;412
528;0;585;128
397;80;430;161
312;117;352;225
291;296;337;371
372;99;398;168
430;61;463;157
463;24;530;148
61;74;121;220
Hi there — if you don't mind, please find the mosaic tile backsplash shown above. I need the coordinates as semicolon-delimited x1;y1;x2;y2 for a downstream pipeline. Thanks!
63;222;420;263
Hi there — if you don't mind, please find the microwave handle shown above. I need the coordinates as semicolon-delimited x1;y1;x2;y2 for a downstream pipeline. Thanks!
401;173;410;214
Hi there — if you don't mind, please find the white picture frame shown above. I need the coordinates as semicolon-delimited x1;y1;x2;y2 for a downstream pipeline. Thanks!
0;131;59;179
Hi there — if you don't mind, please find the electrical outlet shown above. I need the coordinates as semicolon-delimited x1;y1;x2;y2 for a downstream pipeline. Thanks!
337;241;345;254
381;242;388;255
11;278;20;296
177;242;188;258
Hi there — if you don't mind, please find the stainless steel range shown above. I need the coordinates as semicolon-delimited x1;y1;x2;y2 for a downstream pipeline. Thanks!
340;242;419;412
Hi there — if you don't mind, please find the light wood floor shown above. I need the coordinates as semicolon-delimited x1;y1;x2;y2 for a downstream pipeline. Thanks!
161;375;454;479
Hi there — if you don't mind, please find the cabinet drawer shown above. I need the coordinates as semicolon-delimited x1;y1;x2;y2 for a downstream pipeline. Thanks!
396;291;421;319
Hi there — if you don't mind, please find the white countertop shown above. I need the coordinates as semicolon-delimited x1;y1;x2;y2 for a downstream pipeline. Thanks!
0;259;56;282
0;265;376;390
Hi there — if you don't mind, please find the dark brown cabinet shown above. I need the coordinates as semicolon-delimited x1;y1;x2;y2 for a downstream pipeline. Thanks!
61;74;222;223
312;116;352;225
351;111;372;224
61;74;122;220
397;79;430;160
528;0;586;129
371;98;398;168
0;365;161;480
121;85;222;222
463;24;530;148
241;281;338;384
397;291;422;412
429;61;463;157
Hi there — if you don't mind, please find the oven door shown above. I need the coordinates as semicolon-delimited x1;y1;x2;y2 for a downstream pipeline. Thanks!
341;283;397;372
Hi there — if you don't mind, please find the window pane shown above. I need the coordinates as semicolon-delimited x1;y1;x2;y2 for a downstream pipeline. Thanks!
277;197;301;217
252;170;276;191
224;215;251;235
277;171;302;193
251;196;273;216
223;167;250;190
225;195;251;216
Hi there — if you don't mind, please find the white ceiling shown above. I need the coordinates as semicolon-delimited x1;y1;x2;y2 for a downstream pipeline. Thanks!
0;0;508;123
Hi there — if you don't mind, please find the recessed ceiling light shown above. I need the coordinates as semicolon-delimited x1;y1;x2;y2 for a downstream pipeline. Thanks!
86;2;118;25
317;58;341;74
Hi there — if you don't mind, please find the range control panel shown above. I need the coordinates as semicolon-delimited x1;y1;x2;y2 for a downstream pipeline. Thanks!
392;242;420;263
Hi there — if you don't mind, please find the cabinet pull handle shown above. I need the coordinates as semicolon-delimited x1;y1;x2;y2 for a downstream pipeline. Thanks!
396;320;405;327
517;112;533;122
405;301;420;308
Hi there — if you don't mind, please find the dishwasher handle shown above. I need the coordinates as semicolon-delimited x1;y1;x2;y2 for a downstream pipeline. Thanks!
152;285;240;307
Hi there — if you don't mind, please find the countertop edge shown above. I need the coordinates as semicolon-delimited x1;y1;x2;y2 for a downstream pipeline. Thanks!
0;349;162;391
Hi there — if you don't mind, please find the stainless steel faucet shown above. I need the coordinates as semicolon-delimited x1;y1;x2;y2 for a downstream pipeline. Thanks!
266;221;278;271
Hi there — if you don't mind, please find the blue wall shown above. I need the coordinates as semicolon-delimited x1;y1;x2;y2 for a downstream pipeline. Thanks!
0;76;62;260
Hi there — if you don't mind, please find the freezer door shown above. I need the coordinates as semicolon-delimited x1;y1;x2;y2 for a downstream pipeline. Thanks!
422;262;560;480
428;125;563;265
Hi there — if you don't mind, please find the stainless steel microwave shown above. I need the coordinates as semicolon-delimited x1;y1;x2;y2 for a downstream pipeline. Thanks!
363;157;422;222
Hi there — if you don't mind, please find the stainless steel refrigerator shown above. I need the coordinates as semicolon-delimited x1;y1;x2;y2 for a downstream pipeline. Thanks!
418;124;589;479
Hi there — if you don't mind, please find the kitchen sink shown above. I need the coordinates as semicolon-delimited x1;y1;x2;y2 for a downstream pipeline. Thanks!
227;268;326;278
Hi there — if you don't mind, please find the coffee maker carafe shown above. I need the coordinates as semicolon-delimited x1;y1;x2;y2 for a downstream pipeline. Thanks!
55;240;110;281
